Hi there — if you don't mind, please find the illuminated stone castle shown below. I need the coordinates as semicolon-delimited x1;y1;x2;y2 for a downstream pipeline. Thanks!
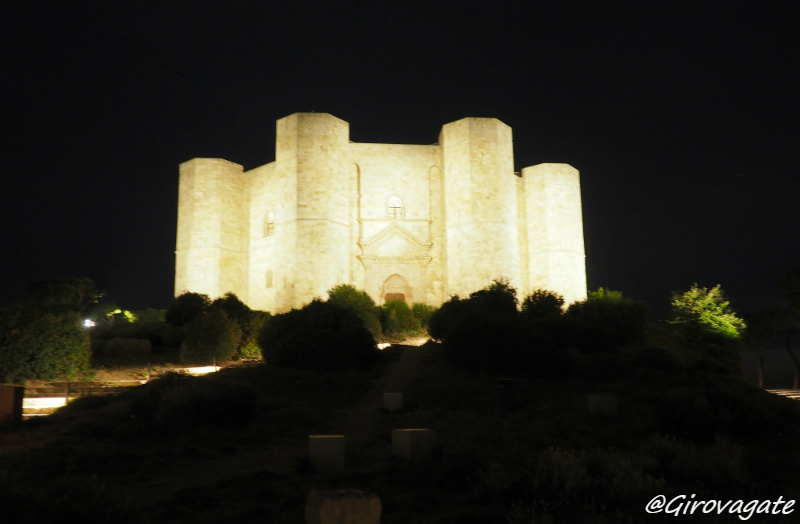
175;113;586;312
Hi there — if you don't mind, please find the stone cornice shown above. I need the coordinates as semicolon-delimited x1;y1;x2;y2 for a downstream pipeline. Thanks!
358;255;433;268
358;222;432;251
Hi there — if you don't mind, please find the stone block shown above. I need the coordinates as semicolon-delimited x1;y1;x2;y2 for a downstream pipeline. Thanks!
305;489;381;524
587;394;618;416
309;435;345;472
383;392;403;412
392;428;436;460
0;386;24;427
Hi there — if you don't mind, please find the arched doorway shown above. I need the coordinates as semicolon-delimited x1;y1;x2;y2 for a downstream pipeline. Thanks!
382;274;412;304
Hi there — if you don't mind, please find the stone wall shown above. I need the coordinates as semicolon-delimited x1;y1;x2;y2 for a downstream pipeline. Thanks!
175;113;587;313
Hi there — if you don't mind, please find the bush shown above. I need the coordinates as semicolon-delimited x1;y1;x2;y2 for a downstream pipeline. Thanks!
381;300;421;336
130;308;167;323
566;288;649;351
166;292;211;327
428;296;472;342
258;299;378;370
0;305;90;382
429;280;568;376
467;278;518;315
181;308;242;364
235;310;270;360
326;284;383;340
129;372;255;433
521;289;565;320
411;303;438;329
101;337;152;360
630;345;684;373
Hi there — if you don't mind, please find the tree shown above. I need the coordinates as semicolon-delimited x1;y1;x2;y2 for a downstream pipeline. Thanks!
779;265;800;388
744;308;787;388
86;302;137;326
0;305;90;382
669;284;746;342
668;284;746;375
26;277;103;314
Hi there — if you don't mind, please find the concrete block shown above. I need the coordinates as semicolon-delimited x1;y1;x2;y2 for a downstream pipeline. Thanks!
305;489;381;524
392;428;436;460
587;394;618;416
309;435;345;472
383;392;403;412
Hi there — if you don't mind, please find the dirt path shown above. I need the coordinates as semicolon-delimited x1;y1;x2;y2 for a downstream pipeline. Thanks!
333;344;428;448
131;342;431;508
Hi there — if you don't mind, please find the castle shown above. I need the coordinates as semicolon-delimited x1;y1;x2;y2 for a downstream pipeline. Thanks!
175;113;587;313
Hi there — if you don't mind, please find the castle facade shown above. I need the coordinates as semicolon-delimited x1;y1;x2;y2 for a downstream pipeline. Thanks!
175;113;586;312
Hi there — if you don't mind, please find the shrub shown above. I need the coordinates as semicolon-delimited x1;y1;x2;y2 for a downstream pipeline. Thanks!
429;280;568;376
630;345;684;373
258;299;378;370
235;310;270;360
101;337;152;360
165;292;211;326
381;299;421;336
129;372;255;433
428;296;472;342
411;303;437;329
0;305;90;382
521;289;565;320
467;278;518;315
326;284;383;340
211;292;251;330
131;308;166;323
566;288;649;351
181;308;242;364
91;321;184;353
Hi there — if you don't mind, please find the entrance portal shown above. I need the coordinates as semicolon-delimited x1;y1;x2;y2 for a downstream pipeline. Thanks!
382;274;412;305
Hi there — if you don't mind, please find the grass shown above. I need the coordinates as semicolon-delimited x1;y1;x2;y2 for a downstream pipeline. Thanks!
1;343;799;523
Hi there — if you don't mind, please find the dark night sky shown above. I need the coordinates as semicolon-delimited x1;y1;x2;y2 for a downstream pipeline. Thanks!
1;1;798;318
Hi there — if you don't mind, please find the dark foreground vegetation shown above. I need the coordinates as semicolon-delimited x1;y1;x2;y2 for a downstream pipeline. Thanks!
2;343;800;522
2;272;799;522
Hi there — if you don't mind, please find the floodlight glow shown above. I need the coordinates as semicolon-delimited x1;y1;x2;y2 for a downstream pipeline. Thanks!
23;397;68;409
377;343;391;350
185;366;220;376
83;319;95;327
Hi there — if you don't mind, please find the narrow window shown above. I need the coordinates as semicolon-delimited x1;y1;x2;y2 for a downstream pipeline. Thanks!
387;195;404;219
264;211;275;236
266;270;273;288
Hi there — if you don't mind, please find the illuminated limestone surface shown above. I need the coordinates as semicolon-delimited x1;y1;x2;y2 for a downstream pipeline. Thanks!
175;113;587;312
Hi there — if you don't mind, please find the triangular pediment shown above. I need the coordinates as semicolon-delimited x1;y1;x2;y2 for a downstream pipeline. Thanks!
358;223;432;267
359;223;432;254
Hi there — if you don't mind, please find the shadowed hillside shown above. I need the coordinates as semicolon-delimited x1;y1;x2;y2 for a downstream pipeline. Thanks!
1;341;799;523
